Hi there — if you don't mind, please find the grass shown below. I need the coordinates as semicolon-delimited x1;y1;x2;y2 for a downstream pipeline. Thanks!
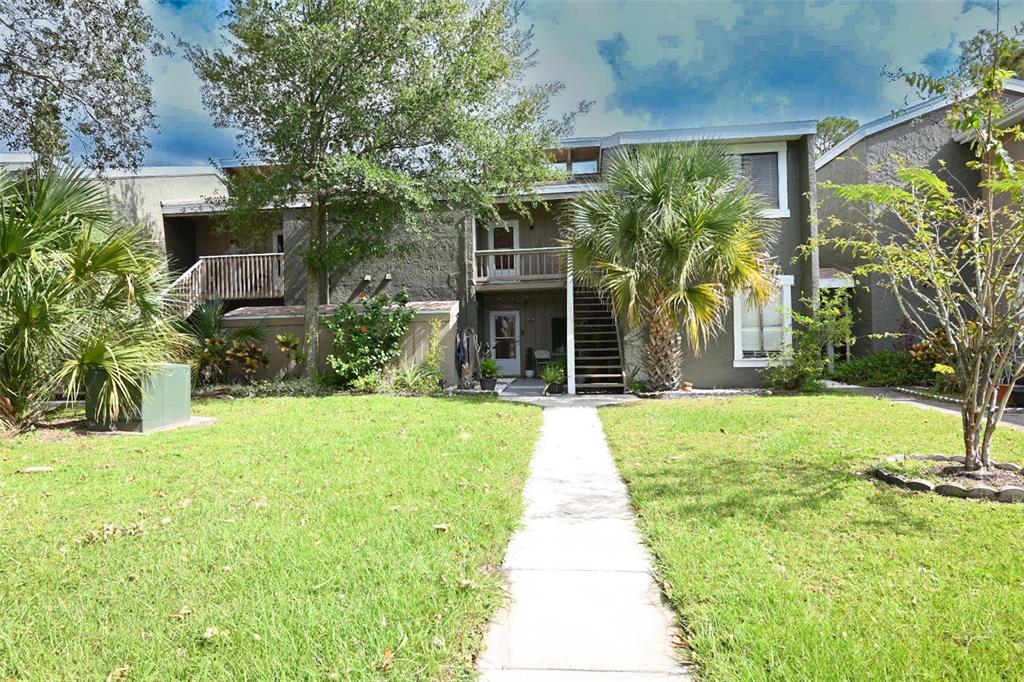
600;394;1024;681
1;395;541;680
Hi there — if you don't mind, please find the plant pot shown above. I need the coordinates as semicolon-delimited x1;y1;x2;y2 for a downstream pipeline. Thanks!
998;383;1013;406
480;377;498;391
524;370;535;378
545;383;565;395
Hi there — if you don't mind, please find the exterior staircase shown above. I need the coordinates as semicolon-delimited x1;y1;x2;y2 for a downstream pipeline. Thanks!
572;287;625;394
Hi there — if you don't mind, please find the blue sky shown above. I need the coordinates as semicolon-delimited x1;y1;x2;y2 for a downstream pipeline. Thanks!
145;0;1021;165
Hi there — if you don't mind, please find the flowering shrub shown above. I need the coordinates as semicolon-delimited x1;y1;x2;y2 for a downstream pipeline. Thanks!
324;291;414;386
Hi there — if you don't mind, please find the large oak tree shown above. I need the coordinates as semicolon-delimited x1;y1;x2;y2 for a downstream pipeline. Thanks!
185;0;580;374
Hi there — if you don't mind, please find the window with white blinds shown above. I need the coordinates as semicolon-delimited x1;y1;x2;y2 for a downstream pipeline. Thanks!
740;152;781;209
739;288;785;358
733;274;794;367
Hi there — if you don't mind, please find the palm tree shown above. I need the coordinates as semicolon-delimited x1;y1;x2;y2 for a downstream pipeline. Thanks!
0;170;186;432
186;299;265;384
562;141;778;391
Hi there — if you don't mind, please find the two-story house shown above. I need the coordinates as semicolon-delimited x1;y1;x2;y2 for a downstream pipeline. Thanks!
2;118;819;392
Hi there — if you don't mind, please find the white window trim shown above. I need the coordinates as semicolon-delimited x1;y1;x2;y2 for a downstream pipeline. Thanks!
731;141;789;219
733;274;794;368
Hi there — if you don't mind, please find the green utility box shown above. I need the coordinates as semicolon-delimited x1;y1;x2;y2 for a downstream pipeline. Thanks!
86;364;191;433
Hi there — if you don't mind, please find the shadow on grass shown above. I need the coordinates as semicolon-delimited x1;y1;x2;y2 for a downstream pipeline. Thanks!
622;450;940;537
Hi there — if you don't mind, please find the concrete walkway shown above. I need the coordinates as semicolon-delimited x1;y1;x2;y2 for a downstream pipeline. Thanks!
478;406;692;681
827;382;1024;432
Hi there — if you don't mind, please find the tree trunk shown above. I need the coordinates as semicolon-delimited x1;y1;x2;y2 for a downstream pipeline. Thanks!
644;311;684;391
302;196;326;380
962;403;985;470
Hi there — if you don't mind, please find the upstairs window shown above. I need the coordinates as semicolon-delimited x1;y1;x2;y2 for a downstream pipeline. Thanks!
570;146;600;176
740;152;780;209
571;159;599;175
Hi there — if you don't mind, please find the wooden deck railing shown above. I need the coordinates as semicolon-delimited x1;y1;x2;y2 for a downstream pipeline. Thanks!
474;246;566;285
171;253;284;318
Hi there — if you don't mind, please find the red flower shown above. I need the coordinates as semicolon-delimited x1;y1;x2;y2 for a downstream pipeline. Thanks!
358;293;368;301
359;325;368;333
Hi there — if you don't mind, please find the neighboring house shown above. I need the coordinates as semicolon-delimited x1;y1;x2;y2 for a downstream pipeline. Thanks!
1;119;820;392
816;78;1024;353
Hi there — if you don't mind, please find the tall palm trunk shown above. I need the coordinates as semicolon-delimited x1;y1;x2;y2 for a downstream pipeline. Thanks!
644;310;684;391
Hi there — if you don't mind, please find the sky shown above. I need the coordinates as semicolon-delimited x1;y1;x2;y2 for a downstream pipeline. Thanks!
143;0;1023;166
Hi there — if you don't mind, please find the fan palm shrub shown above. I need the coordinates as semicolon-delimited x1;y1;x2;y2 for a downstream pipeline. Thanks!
0;170;186;432
562;141;778;390
186;299;265;384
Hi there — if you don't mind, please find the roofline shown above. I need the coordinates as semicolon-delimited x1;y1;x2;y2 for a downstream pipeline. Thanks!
952;94;1024;143
561;119;817;150
816;78;1024;170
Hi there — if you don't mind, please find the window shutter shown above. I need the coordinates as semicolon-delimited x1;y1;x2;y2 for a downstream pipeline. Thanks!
740;153;780;209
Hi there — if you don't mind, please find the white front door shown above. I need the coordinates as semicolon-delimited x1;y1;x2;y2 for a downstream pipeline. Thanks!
489;219;519;277
489;310;521;376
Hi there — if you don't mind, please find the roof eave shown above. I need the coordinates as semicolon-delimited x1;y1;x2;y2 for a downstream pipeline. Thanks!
817;78;1024;170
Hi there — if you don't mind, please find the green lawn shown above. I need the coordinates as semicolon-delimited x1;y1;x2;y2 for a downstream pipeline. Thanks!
601;394;1024;682
1;396;540;680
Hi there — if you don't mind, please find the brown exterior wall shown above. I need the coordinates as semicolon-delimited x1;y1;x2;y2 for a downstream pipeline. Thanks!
475;202;566;250
222;304;459;384
476;289;568;376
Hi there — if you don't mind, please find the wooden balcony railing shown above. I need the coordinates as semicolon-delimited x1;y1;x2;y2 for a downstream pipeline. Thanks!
474;246;566;285
171;253;284;318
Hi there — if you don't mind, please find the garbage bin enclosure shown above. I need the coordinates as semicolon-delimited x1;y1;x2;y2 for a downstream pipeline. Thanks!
86;364;191;433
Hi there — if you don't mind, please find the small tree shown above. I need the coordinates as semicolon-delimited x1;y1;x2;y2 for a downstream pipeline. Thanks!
184;0;579;377
0;0;163;172
562;141;778;391
821;30;1024;470
763;294;853;392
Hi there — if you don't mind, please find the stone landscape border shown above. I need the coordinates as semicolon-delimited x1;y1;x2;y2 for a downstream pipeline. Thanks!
871;454;1024;503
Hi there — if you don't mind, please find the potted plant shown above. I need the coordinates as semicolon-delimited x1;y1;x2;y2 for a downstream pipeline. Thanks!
479;357;500;390
525;348;535;378
541;360;567;395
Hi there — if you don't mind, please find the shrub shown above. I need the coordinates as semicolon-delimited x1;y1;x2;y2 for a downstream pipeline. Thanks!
763;295;853;393
323;291;415;387
195;377;334;399
350;372;385;394
479;357;500;379
415;319;446;390
540;360;566;387
225;340;269;381
276;332;306;377
390;363;435;393
0;171;186;432
911;330;961;393
187;300;266;385
830;351;934;387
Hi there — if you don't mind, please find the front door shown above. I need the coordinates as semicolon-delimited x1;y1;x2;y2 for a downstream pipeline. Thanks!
489;310;520;376
489;220;519;277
